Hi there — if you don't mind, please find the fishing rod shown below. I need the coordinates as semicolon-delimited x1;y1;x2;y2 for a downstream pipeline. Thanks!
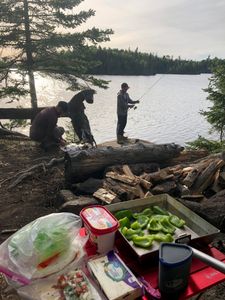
132;75;164;110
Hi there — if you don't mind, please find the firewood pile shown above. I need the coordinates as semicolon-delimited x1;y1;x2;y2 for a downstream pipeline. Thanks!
90;156;225;204
61;150;225;230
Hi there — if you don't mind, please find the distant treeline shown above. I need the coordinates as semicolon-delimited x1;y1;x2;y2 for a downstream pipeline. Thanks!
86;47;223;75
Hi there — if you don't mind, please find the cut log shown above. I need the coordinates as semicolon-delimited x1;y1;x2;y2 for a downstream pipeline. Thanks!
148;170;174;183
211;169;222;193
122;164;146;197
93;188;118;204
65;142;183;183
139;178;152;190
218;171;225;188
181;194;204;201
104;178;128;201
176;183;190;196
115;182;141;199
144;191;153;198
182;160;211;188
151;180;177;194
191;159;225;194
122;165;135;178
183;169;200;188
105;171;140;186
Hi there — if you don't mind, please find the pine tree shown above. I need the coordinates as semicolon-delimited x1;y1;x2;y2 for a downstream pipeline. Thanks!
0;0;113;108
201;62;225;142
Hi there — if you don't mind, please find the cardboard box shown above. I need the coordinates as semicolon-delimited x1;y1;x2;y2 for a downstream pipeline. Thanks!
88;251;142;300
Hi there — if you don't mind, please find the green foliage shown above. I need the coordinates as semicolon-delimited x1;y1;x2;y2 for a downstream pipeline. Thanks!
201;62;225;142
0;0;113;106
186;136;225;153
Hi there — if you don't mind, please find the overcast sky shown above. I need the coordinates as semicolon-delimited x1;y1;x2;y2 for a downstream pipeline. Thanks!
79;0;225;60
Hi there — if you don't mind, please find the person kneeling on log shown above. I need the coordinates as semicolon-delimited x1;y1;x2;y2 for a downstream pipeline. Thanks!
117;82;140;144
29;101;68;151
68;89;97;147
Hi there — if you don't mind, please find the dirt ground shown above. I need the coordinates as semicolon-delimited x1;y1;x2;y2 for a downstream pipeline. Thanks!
0;138;65;245
1;137;225;299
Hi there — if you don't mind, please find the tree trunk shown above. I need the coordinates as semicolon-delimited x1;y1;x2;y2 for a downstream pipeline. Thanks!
65;142;183;183
23;0;38;109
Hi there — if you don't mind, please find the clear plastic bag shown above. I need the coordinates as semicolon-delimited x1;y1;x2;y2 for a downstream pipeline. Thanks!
0;213;88;285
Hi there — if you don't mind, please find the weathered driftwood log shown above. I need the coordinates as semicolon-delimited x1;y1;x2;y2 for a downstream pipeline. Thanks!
65;142;183;183
0;107;44;119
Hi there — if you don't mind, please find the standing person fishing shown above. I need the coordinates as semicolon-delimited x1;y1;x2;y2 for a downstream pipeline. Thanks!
117;82;140;144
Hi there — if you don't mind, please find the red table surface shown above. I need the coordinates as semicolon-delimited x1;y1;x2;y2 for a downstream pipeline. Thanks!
115;237;225;299
80;228;225;299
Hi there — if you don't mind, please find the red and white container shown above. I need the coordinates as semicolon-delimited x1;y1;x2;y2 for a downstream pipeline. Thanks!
80;205;119;254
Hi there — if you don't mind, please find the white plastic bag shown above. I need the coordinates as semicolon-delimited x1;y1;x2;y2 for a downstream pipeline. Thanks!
0;213;87;285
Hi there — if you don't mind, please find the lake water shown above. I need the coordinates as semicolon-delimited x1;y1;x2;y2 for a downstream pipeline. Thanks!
2;74;217;146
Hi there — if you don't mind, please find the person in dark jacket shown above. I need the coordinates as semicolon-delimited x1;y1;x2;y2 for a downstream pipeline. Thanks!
68;89;96;146
117;82;139;143
29;101;68;150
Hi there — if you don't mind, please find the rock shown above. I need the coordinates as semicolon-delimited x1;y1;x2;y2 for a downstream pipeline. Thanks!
59;190;98;214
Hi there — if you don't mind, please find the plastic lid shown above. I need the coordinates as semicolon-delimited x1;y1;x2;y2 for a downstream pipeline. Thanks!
159;243;193;266
80;205;119;235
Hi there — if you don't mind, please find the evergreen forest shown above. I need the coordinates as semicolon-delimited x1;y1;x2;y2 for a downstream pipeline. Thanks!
85;47;224;75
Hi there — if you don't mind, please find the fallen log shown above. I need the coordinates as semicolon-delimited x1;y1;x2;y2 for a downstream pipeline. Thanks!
0;127;29;139
65;142;183;183
0;107;45;119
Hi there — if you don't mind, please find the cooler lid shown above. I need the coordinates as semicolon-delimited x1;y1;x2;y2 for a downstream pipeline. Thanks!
80;205;119;235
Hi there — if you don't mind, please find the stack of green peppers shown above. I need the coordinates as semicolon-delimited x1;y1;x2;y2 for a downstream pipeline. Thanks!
114;206;186;249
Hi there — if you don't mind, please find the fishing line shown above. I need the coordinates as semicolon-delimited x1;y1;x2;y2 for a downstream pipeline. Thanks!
137;75;164;101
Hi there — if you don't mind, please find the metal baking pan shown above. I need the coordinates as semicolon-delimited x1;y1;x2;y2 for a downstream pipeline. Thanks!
106;194;220;259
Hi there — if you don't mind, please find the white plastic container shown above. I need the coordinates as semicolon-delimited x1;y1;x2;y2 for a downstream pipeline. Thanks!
80;205;119;254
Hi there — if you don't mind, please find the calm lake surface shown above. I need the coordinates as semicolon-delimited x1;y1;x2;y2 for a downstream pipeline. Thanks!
3;74;216;146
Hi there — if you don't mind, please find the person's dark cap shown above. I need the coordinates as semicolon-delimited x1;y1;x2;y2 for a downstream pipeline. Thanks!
57;101;68;113
121;82;129;89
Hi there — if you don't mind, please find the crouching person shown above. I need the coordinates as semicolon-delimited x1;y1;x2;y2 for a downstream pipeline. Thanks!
30;101;68;150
